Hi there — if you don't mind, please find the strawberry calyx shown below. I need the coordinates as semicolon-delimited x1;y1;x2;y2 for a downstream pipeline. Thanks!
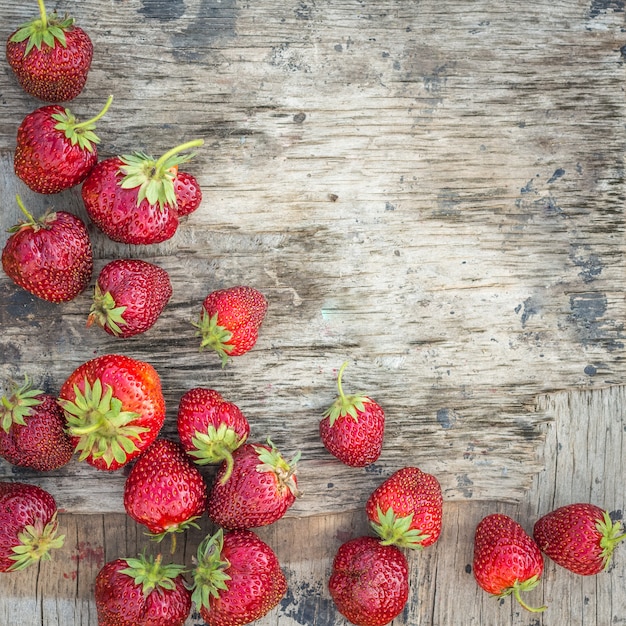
323;361;371;426
119;553;187;597
188;423;248;483
254;439;302;499
8;195;56;234
118;139;204;210
86;284;127;336
9;511;65;571
191;529;232;610
371;505;430;550
60;377;148;468
498;575;547;613
149;518;203;554
597;510;626;571
192;311;234;367
1;376;44;433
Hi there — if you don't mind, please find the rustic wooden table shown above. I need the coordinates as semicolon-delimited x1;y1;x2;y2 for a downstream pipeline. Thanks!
1;1;624;624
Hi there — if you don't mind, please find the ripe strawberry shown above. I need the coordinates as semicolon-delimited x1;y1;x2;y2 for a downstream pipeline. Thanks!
0;481;64;572
14;95;113;194
328;535;409;626
0;376;72;471
87;259;172;338
173;170;203;216
95;553;191;626
123;438;208;547
319;361;385;467
81;139;204;245
2;195;93;303
206;440;300;530
533;503;626;575
191;528;287;626
6;0;93;102
176;387;250;482
366;466;443;550
473;513;546;613
58;354;165;471
193;285;268;366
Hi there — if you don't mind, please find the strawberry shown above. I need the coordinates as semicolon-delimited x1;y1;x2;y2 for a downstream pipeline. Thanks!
123;438;208;548
14;95;113;194
87;259;172;338
6;0;93;102
173;170;203;216
328;535;409;626
319;361;385;467
95;553;191;626
191;528;287;626
0;376;72;471
206;440;300;530
193;285;268;366
473;513;547;613
176;387;250;482
533;503;626;575
58;354;165;471
2;195;93;303
0;481;64;572
81;139;204;245
365;466;443;550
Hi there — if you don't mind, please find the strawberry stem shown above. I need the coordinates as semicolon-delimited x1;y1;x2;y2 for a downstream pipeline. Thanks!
72;95;114;131
15;195;34;223
154;139;204;172
38;0;47;29
512;582;547;613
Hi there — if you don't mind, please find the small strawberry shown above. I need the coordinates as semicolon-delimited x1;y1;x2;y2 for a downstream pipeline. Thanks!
87;259;172;338
123;438;208;548
473;513;547;613
191;528;287;626
81;139;204;245
319;361;385;467
0;376;72;471
0;481;65;572
173;170;203;216
1;195;93;303
58;354;166;471
6;0;93;102
206;440;300;530
328;535;409;626
14;95;113;194
95;553;191;626
533;503;626;575
176;387;250;482
365;466;443;550
192;285;268;366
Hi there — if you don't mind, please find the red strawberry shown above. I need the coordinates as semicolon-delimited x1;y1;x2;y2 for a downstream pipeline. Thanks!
0;376;72;471
2;195;93;303
87;259;172;338
81;139;204;245
0;481;64;572
473;513;546;612
319;361;385;467
206;440;300;530
193;285;268;366
14;95;113;194
328;535;409;626
533;503;626;575
95;553;191;626
173;170;203;216
6;0;93;102
365;466;443;549
58;354;165;471
123;438;208;547
191;528;287;626
176;387;250;481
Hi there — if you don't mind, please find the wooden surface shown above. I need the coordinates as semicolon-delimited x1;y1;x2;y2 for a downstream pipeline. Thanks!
0;0;625;624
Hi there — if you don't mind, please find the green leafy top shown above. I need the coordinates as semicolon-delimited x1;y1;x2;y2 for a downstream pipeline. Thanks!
189;422;248;483
322;361;371;426
119;553;187;597
1;376;44;433
254;439;301;499
597;510;626;571
191;529;231;610
371;505;430;550
192;311;234;368
8;194;55;234
86;284;127;336
9;512;65;572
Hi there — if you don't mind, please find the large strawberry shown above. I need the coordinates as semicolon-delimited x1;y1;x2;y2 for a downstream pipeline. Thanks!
123;438;208;548
0;376;72;471
58;354;165;471
2;195;92;303
365;466;443;550
473;513;547;613
193;285;268;366
81;139;204;245
95;553;191;626
176;387;250;482
14;95;113;194
191;528;287;626
0;481;64;572
533;503;626;575
87;259;172;338
206;440;300;530
6;0;93;102
319;361;385;467
328;535;409;626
